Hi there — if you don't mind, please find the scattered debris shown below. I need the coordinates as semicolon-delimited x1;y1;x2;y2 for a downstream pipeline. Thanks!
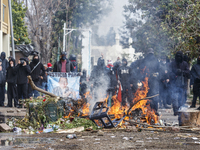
57;126;84;133
66;134;77;139
0;123;12;132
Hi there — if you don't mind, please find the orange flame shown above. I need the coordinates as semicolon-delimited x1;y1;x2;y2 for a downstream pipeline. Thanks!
66;72;158;125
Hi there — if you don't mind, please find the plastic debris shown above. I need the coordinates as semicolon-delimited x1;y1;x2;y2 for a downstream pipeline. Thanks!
136;140;144;142
66;134;77;139
57;126;84;133
192;137;198;140
43;128;54;133
95;138;101;141
13;127;22;133
122;137;129;140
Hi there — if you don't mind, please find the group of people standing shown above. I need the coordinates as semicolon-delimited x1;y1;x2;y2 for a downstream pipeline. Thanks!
1;48;200;116
0;51;78;107
86;48;196;116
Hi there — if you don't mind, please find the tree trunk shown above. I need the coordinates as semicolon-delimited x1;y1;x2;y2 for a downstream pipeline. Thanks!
179;109;200;127
28;76;58;97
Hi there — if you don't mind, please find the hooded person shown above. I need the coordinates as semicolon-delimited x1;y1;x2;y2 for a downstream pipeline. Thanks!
0;59;6;106
16;57;31;100
105;60;117;98
6;57;19;107
117;58;133;106
159;55;170;109
0;52;9;106
1;52;9;72
139;48;160;114
53;52;74;73
97;53;105;73
29;51;45;97
69;54;78;72
190;55;200;109
170;51;190;115
80;70;87;97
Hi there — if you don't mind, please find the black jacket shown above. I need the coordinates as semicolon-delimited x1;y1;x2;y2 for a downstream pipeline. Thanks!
118;65;132;85
53;59;74;72
30;61;45;82
0;70;6;85
6;66;18;84
191;63;200;85
105;67;117;89
16;64;31;84
139;53;160;79
170;52;190;88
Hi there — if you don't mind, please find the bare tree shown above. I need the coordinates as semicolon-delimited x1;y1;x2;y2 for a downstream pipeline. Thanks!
25;0;61;64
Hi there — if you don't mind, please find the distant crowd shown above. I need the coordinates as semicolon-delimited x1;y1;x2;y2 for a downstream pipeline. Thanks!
0;49;199;117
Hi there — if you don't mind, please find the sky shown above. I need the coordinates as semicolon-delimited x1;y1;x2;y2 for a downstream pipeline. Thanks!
98;0;129;36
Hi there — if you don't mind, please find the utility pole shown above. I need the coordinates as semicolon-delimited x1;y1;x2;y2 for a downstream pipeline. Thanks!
63;23;66;52
8;0;15;59
57;37;60;61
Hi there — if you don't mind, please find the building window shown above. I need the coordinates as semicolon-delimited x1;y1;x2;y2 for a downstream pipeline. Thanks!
3;4;6;22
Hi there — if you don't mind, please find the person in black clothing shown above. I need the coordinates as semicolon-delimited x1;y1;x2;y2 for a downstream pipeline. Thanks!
97;54;105;72
118;58;133;106
0;59;6;106
170;51;190;115
139;48;160;113
1;52;9;72
16;58;31;100
190;55;200;108
69;54;78;72
106;61;118;95
29;52;45;98
53;52;74;72
159;56;170;109
166;57;172;105
183;54;190;105
80;70;87;98
1;52;9;106
6;57;18;107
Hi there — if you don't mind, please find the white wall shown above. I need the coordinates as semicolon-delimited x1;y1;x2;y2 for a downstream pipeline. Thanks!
82;31;92;76
3;33;10;57
0;30;2;53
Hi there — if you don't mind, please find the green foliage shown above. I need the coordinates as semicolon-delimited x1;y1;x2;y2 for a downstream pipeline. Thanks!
121;0;200;58
12;0;31;44
64;118;98;130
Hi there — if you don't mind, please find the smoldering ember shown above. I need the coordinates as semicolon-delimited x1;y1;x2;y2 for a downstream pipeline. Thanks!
1;0;200;150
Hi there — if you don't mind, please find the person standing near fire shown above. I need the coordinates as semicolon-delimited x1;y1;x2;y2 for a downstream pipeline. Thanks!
159;55;170;109
29;51;45;98
0;59;6;106
118;58;133;106
190;55;200;109
139;48;160;115
53;52;74;73
170;51;190;116
6;57;19;107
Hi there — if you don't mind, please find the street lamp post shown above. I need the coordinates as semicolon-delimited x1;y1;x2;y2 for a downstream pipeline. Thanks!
8;0;15;59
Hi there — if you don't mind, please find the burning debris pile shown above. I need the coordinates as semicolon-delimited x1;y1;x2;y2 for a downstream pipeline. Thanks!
66;77;159;127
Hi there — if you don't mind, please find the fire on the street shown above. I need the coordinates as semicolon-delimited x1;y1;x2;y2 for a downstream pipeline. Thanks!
65;76;158;126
